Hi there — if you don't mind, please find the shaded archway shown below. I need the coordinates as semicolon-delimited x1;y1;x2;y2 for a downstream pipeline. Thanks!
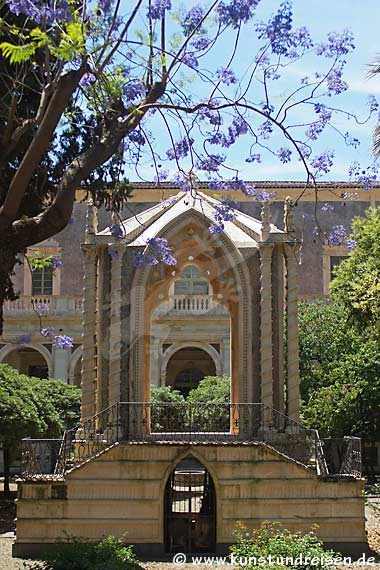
166;347;216;397
0;345;51;378
68;347;82;388
164;455;216;553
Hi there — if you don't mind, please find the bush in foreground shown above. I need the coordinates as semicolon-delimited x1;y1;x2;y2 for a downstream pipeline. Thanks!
34;535;141;570
231;522;338;570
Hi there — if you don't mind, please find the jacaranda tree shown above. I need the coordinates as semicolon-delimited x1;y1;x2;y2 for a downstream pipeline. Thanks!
0;0;378;336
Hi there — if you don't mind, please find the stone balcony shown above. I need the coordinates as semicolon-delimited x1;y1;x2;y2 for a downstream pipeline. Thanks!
4;295;83;317
154;295;229;317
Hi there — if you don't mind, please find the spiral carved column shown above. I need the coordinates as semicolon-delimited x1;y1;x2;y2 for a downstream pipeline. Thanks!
284;243;300;421
108;244;125;407
81;245;98;421
96;246;110;414
259;242;274;420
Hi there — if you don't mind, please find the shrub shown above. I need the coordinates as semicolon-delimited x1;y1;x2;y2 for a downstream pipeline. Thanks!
40;535;141;570
230;522;338;570
150;385;186;431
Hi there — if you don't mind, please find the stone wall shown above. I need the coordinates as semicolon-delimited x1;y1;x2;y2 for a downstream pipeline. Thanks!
14;441;367;557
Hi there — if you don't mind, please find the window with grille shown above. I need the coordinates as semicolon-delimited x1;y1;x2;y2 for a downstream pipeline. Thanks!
174;266;209;296
32;266;53;295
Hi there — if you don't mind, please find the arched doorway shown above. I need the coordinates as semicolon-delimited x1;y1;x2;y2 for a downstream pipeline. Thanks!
165;456;216;553
166;347;217;397
1;346;50;378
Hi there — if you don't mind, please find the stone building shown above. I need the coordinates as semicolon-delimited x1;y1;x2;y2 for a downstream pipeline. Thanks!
1;181;379;389
13;189;367;557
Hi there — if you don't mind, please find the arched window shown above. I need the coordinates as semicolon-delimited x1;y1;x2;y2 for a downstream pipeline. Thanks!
174;266;209;296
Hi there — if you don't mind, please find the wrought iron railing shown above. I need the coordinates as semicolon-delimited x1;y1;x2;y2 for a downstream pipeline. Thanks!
321;436;362;478
20;403;361;480
21;439;62;477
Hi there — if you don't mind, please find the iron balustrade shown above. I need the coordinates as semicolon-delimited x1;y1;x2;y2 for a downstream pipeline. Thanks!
20;403;361;479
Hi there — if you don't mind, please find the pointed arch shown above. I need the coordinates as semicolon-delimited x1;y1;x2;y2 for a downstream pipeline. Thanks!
128;209;252;405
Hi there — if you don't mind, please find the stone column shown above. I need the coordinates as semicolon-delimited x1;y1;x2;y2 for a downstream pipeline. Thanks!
259;242;274;422
96;246;110;414
108;244;125;407
81;245;98;421
52;347;69;382
284;243;300;421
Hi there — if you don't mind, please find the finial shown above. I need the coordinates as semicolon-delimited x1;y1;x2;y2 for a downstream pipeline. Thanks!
261;201;271;240
284;196;295;233
85;199;98;242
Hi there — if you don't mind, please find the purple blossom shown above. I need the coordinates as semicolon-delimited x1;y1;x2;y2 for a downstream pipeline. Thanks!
180;52;199;68
278;147;292;163
8;0;70;24
123;80;147;101
191;35;210;50
258;120;273;139
328;225;348;246
246;153;262;163
256;1;294;56
182;5;204;35
36;302;49;316
305;105;332;140
311;151;334;175
41;327;55;338
80;73;96;88
326;67;348;96
54;334;74;350
217;67;237;85
16;333;32;346
344;132;360;149
128;130;146;146
167;137;194;160
196;154;225;172
147;0;171;19
99;0;112;12
368;95;379;113
198;107;222;126
134;237;176;268
321;203;334;213
346;239;357;251
217;0;260;28
109;223;125;240
348;162;379;191
50;257;62;270
316;30;355;58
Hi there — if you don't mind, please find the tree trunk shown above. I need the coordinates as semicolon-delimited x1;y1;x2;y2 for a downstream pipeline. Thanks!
3;445;11;497
0;241;18;335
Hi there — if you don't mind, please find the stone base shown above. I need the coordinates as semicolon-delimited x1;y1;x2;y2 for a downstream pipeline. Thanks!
14;442;368;559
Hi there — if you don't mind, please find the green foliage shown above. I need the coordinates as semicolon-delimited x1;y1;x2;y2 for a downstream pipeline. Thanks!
299;300;380;439
40;535;140;570
231;522;337;570
187;375;230;403
331;207;380;334
0;363;81;449
298;300;358;401
0;27;49;64
150;384;185;403
150;385;186;431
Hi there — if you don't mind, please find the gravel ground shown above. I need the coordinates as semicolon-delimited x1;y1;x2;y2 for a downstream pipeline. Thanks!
1;502;380;570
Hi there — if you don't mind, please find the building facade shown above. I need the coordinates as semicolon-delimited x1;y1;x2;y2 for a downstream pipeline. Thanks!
1;181;379;389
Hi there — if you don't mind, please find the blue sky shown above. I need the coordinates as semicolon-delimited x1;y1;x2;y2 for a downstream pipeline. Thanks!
133;0;380;183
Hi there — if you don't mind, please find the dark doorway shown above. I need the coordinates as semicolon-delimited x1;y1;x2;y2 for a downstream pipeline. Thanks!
166;347;216;397
165;456;216;553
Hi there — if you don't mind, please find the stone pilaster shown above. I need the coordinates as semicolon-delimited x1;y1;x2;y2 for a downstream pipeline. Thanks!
108;244;125;407
272;245;285;416
284;243;300;421
81;245;98;421
259;242;275;416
